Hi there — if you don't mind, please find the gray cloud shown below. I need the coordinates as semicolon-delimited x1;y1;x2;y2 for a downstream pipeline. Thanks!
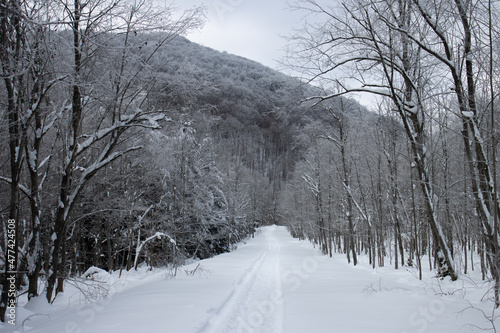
175;0;302;69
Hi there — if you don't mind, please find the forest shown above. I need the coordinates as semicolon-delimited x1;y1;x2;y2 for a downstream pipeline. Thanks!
1;0;500;324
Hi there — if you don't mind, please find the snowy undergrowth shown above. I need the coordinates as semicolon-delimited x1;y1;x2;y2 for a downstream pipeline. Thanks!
7;264;177;331
2;226;499;333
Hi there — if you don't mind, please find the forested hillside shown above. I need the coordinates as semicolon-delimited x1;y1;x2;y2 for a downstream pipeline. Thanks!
66;33;327;273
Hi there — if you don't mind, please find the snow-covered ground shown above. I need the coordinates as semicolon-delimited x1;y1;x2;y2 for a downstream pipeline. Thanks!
3;225;499;332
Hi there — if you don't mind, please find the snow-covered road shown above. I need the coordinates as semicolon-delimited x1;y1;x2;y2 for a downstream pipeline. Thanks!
7;226;496;333
197;226;284;333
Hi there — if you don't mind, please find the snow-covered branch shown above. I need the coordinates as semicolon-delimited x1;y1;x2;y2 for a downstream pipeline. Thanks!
0;176;31;198
134;232;177;270
75;111;165;158
320;134;341;147
64;145;143;221
305;84;393;106
302;173;319;197
342;182;372;228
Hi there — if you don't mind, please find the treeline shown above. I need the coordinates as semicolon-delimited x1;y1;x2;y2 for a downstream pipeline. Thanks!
281;0;500;305
280;97;469;277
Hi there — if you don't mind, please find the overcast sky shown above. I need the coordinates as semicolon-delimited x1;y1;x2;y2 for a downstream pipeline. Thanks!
173;0;376;108
177;0;304;70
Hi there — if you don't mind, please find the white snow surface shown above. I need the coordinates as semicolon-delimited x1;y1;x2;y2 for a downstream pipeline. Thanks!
4;226;499;332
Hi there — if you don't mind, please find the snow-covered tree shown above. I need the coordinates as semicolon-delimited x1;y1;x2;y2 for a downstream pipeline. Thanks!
285;0;459;279
0;0;64;320
43;0;204;303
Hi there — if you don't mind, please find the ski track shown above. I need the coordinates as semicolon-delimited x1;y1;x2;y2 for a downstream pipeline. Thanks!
197;226;284;333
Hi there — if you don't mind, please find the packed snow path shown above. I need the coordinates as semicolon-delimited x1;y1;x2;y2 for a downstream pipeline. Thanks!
197;227;284;333
9;226;496;333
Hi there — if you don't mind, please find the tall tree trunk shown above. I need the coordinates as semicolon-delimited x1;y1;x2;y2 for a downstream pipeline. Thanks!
46;0;83;303
396;0;457;280
451;0;499;293
26;109;43;300
0;0;23;321
339;117;357;266
488;0;499;307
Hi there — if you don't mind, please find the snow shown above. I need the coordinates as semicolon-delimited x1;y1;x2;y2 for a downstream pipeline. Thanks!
4;226;499;333
38;155;51;169
81;267;108;279
134;232;177;269
462;111;475;118
14;146;19;163
28;150;37;171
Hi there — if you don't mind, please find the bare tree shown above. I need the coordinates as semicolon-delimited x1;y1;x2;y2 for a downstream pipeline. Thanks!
43;0;204;303
0;0;27;321
321;108;358;265
0;0;63;321
404;0;500;303
286;0;459;279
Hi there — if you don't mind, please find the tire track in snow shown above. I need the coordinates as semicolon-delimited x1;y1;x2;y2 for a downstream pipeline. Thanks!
197;226;284;333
